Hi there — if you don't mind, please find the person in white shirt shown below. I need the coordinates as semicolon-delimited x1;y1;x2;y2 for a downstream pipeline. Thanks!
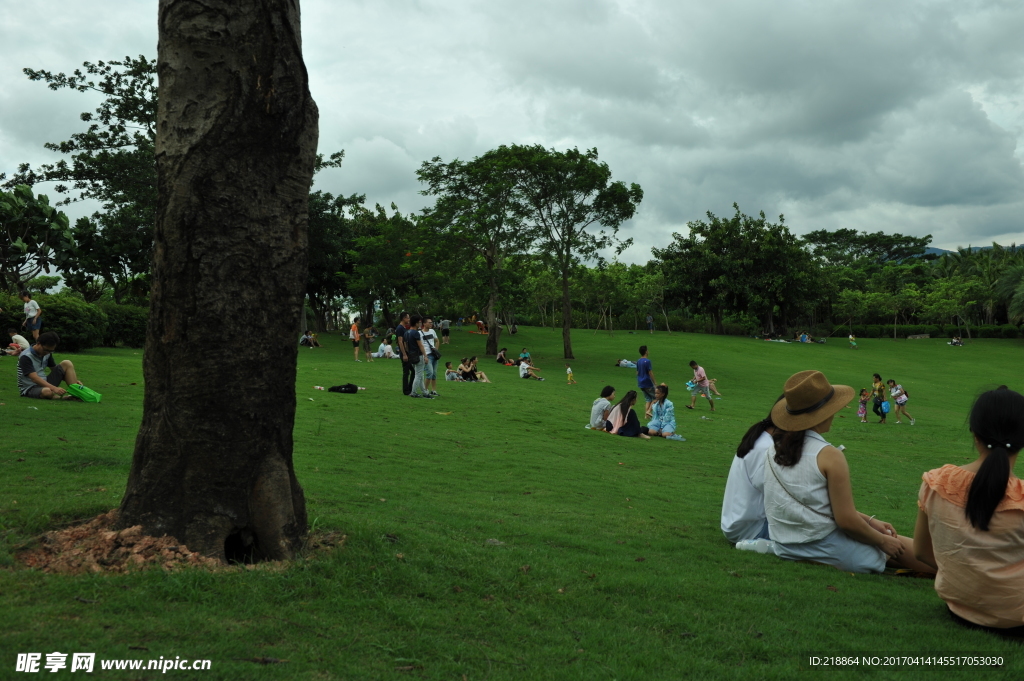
6;328;31;356
764;370;935;574
722;399;780;542
588;386;615;429
20;290;42;341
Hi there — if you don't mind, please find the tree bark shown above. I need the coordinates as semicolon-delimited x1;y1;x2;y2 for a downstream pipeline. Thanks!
561;273;574;358
118;0;317;562
484;271;501;355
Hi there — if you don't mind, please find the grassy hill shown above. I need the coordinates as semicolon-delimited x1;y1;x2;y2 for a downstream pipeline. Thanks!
2;327;1022;679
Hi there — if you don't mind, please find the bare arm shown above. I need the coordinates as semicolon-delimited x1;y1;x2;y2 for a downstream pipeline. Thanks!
913;509;937;570
818;446;904;557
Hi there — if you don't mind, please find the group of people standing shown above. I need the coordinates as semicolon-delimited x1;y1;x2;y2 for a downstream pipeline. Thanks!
385;312;443;399
722;372;1024;637
859;373;915;425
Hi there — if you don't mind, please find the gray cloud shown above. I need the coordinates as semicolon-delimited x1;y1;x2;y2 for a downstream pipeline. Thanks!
2;0;1022;259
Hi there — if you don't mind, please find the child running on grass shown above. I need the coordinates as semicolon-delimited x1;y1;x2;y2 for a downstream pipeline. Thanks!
566;364;576;384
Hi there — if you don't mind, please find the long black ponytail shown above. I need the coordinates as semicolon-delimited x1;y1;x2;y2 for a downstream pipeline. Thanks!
737;395;784;458
965;388;1024;531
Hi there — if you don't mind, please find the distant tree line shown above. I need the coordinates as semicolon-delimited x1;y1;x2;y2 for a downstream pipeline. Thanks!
4;56;1022;358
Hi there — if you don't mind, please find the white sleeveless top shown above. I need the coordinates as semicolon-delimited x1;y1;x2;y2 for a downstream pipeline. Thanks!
764;430;836;544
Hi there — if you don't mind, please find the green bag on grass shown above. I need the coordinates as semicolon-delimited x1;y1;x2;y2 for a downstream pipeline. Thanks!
66;383;102;403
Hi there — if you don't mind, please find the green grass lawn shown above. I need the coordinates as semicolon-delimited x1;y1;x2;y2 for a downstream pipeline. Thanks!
2;327;1023;680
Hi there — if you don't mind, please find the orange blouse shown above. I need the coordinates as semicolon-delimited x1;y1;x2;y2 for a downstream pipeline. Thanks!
918;465;1024;628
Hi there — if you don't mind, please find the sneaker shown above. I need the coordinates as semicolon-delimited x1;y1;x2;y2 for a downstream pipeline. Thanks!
666;434;686;442
421;394;435;399
355;359;362;362
538;377;545;381
910;419;916;425
410;394;421;398
430;391;439;396
896;420;902;424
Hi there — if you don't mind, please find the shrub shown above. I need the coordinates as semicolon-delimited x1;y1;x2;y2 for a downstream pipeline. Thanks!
30;293;107;352
1001;324;1019;339
976;325;1002;339
100;303;148;347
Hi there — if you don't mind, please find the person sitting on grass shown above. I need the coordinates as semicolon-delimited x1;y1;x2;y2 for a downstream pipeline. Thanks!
588;385;615;429
469;356;491;383
458;358;477;382
605;390;651;439
913;387;1024;637
763;370;936;575
647;384;684;441
374;339;396;358
444;361;464;381
6;328;30;356
17;331;86;400
721;398;781;543
496;348;511;364
517;348;531;365
518;358;544;381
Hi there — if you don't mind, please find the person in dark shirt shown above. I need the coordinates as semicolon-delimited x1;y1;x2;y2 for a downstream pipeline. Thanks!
17;331;85;399
403;315;432;398
636;345;657;418
392;312;412;395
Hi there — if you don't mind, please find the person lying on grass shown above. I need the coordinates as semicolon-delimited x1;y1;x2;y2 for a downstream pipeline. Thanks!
17;331;86;400
588;385;615;429
647;385;684;441
605;390;651;439
914;387;1024;637
721;397;780;543
763;370;936;575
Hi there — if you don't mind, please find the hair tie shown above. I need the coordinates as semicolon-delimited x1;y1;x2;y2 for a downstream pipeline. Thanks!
987;444;993;449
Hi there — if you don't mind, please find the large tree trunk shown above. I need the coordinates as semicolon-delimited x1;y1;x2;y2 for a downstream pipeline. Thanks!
560;273;574;358
485;272;501;355
118;0;317;563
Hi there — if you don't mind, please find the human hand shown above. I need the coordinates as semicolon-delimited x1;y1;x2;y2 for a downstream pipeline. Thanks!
879;534;903;558
868;517;896;536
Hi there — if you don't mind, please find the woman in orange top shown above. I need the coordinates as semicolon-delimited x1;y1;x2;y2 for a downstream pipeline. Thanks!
914;387;1024;637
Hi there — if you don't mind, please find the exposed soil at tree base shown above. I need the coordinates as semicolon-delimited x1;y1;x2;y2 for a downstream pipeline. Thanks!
14;510;345;575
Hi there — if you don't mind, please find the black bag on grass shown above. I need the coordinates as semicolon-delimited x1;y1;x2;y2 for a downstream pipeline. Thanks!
328;384;359;394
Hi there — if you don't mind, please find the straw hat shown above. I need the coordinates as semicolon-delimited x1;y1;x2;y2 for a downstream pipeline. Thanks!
771;370;854;431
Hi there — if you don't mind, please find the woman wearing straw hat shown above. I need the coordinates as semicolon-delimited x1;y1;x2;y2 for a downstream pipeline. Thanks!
764;370;936;574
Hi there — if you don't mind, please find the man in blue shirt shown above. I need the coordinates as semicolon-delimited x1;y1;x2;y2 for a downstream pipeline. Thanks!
636;345;657;418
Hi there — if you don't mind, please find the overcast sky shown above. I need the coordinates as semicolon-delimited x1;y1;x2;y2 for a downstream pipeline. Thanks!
2;0;1023;262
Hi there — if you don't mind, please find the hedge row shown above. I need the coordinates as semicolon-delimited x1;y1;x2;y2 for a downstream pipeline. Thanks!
845;324;1020;339
0;293;148;352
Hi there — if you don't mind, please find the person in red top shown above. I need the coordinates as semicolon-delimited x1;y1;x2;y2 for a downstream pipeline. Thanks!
686;360;715;412
350;317;362;362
